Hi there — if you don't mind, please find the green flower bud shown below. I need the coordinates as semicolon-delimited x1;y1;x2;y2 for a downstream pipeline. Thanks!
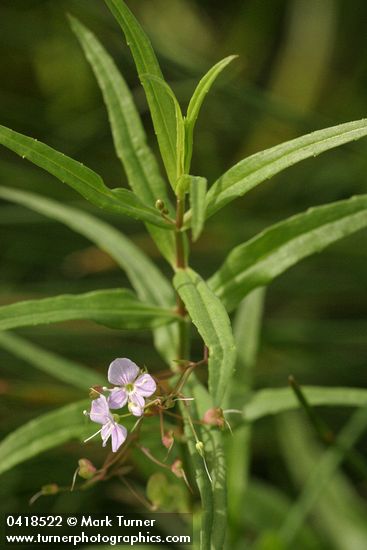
41;484;59;495
195;441;205;458
78;458;96;480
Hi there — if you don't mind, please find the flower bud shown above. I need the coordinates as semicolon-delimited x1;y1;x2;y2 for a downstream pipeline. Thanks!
78;458;96;480
41;484;59;495
195;441;205;458
171;458;184;478
203;407;225;428
155;199;165;211
89;385;103;399
162;430;174;450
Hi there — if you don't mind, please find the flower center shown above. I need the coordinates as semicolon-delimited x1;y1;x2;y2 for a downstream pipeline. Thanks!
125;383;134;393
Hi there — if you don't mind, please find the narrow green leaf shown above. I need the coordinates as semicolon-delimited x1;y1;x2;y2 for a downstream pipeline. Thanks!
0;289;178;332
0;332;104;390
68;16;176;263
243;386;367;422
204;118;367;219
209;194;367;311
69;15;167;206
190;176;207;241
104;0;178;186
185;55;237;172
0;400;89;476
141;73;185;185
0;125;170;228
174;268;236;405
0;186;173;309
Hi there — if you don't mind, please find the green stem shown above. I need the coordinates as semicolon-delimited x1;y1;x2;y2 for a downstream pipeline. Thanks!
175;195;186;269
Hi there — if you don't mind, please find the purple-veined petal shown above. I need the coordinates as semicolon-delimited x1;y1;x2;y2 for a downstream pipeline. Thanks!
108;388;128;409
101;420;114;446
134;373;157;397
111;423;127;452
108;358;139;385
129;390;145;408
90;395;110;425
128;401;144;417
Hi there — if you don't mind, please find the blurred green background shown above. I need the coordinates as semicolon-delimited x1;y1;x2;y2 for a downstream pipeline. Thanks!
1;0;367;548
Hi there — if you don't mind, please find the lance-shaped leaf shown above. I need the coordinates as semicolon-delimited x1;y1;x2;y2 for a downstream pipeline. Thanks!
0;125;170;229
185;55;237;172
104;0;178;186
0;400;90;476
0;332;104;390
68;16;176;264
174;268;236;405
204;118;367;219
190;176;207;241
209;194;367;311
243;386;367;423
0;186;173;308
0;289;178;332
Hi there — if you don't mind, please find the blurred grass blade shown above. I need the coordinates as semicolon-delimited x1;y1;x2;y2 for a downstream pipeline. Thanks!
0;400;90;476
209;194;367;311
226;289;265;542
0;125;170;228
243;386;367;422
174;268;236;406
104;0;178;186
278;411;367;548
204;118;367;219
0;332;104;390
0;289;178;332
0;186;173;309
190;176;207;241
185;56;237;172
244;480;322;549
68;16;175;263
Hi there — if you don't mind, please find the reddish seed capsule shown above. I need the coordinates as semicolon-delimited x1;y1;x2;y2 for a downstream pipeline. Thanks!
203;407;225;428
162;430;174;450
171;459;184;478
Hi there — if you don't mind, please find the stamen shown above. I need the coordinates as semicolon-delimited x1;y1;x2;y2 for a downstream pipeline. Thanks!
84;427;103;443
173;397;195;402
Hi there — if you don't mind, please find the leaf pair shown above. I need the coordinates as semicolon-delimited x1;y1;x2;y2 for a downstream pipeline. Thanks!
105;0;236;185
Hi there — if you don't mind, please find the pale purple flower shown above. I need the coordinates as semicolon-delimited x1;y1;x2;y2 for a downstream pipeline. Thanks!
106;358;156;417
84;395;127;452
